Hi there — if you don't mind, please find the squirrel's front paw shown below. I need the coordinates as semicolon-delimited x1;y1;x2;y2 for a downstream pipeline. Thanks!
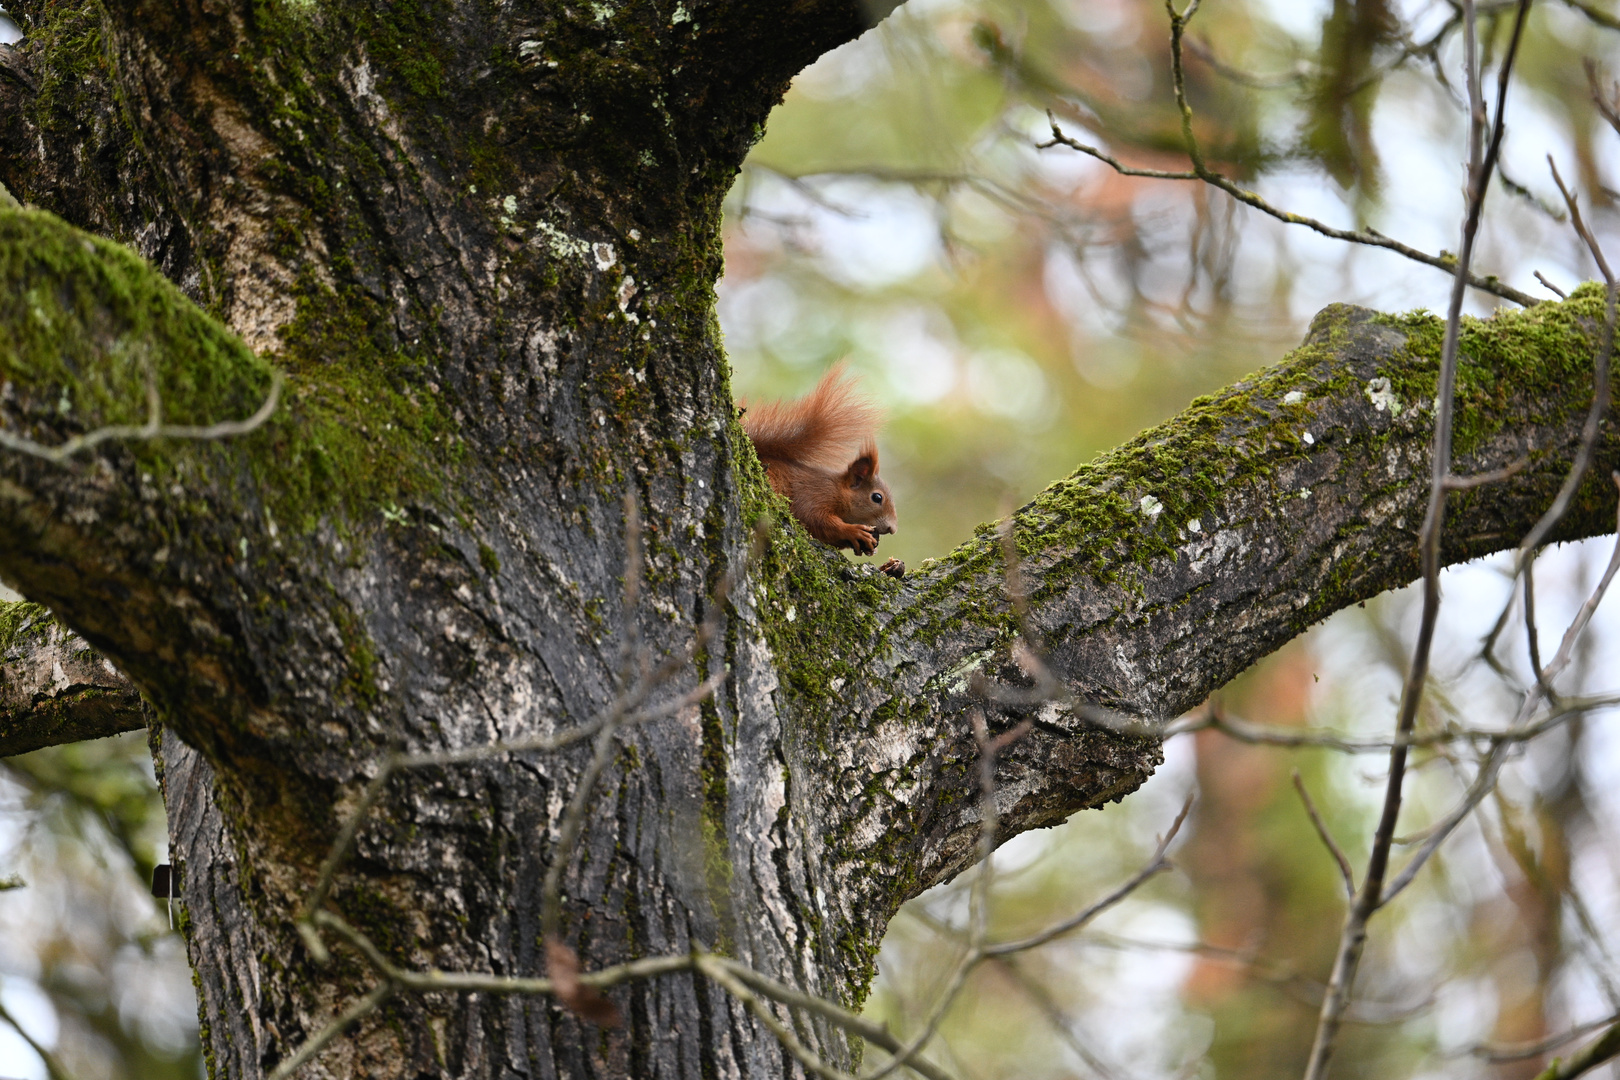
843;524;878;555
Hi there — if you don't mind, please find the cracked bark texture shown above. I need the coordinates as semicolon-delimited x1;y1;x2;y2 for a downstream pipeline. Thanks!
0;0;1616;1077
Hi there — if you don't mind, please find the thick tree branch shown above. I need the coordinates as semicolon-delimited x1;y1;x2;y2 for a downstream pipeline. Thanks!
912;296;1619;727
785;291;1620;964
0;602;144;757
0;209;284;748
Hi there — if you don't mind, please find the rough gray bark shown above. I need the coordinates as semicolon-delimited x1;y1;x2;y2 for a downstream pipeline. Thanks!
0;604;143;756
0;1;1616;1078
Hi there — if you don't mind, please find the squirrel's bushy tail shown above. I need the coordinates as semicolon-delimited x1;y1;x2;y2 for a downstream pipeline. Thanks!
740;365;881;472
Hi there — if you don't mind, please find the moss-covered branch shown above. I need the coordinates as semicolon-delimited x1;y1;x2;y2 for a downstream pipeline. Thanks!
774;291;1620;955
0;601;144;756
907;291;1618;721
0;207;443;777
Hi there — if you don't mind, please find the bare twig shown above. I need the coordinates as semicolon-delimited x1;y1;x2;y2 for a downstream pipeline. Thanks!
709;957;960;1080
1039;3;1541;318
1165;696;1620;752
1382;475;1620;904
313;909;694;994
697;954;858;1080
1292;771;1355;897
1588;60;1620;138
1535;270;1570;298
0;997;77;1080
1302;5;1531;1076
1524;556;1550;693
1532;1022;1620;1080
983;793;1190;957
1444;457;1528;489
0;369;283;464
1036;119;1534;305
265;982;396;1080
1474;1012;1620;1062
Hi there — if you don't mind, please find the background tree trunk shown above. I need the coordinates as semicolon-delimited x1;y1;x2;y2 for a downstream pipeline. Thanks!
1;1;1617;1077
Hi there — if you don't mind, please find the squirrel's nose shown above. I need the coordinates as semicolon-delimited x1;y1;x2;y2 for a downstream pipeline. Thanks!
876;523;895;536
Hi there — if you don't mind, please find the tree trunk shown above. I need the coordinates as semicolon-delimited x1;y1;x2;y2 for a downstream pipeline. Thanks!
1;1;1617;1077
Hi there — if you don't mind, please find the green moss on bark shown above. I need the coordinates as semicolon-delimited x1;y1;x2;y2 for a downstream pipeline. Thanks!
0;208;462;535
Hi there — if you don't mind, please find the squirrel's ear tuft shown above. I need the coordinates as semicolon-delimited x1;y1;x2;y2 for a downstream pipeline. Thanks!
847;454;876;484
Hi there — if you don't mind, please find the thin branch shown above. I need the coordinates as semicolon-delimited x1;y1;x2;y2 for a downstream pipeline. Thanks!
1037;119;1536;309
1525;556;1549;694
1533;1022;1620;1080
0;369;283;464
1292;771;1356;897
1382;474;1620;904
1444;456;1528;489
1302;5;1531;1076
0;997;76;1080
265;982;396;1080
696;954;857;1080
1165;695;1620;752
1474;1011;1620;1062
1535;270;1570;298
313;909;694;994
983;793;1190;957
1588;60;1620;139
315;903;961;1080
709;958;960;1080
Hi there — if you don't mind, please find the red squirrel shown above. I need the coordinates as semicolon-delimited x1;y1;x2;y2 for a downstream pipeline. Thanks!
741;367;903;576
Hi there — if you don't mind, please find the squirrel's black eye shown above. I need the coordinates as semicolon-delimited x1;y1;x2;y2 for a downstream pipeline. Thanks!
871;491;884;504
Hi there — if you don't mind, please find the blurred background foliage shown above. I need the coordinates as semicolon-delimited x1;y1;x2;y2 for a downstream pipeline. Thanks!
0;732;201;1079
7;0;1620;1077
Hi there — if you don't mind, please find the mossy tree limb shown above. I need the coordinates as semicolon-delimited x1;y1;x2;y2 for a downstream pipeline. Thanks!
0;0;1614;1077
800;295;1619;937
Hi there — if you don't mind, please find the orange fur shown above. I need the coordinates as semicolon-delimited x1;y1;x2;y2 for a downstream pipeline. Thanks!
739;365;881;473
740;367;897;556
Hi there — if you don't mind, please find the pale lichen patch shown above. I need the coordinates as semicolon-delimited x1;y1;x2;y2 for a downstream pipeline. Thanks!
533;221;590;261
1365;376;1401;415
